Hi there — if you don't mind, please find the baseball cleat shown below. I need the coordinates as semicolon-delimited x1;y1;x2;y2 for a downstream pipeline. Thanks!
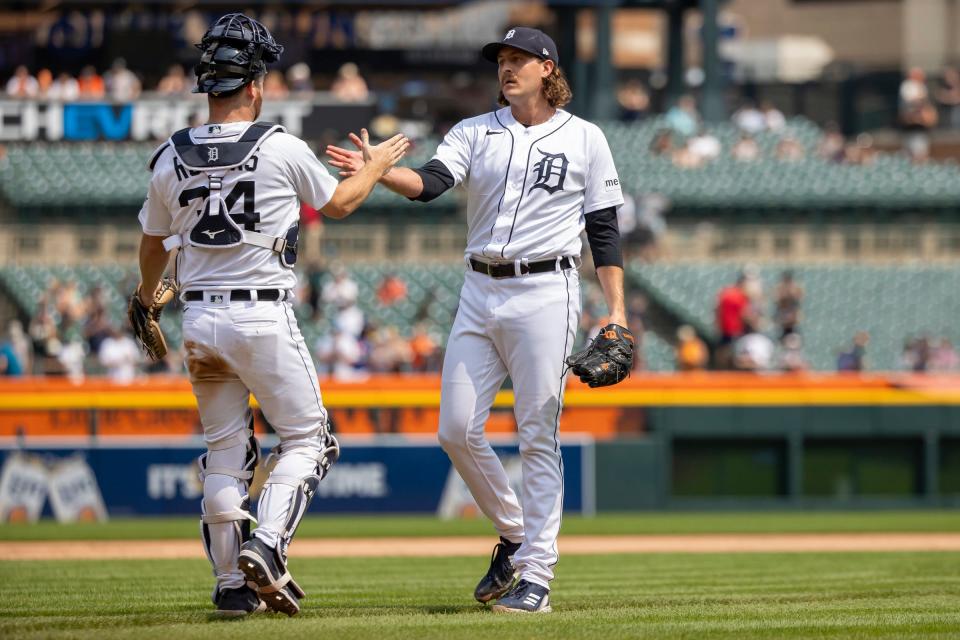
213;585;266;617
239;537;305;616
491;579;552;614
474;537;522;603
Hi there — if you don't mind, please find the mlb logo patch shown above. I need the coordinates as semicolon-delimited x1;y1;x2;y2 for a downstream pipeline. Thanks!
208;125;221;134
211;294;224;303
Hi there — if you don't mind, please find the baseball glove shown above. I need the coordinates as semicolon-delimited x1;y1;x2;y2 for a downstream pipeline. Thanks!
128;278;178;361
565;323;635;388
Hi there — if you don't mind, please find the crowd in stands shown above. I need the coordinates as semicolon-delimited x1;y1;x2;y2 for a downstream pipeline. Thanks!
3;59;369;103
643;95;886;168
687;269;960;374
2;265;958;379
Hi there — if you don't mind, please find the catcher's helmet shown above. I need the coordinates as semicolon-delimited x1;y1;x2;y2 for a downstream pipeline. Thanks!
193;13;283;96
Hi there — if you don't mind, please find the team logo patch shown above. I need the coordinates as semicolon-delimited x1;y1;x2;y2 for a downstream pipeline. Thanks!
505;29;516;40
207;146;219;163
529;149;569;195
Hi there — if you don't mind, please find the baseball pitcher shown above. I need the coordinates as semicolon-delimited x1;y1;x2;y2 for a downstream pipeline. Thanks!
133;14;408;617
327;27;633;613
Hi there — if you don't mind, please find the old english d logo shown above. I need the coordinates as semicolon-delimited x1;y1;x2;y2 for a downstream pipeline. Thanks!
529;150;568;195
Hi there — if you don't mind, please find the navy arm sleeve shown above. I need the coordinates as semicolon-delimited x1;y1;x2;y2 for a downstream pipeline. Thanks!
410;159;455;202
584;206;623;268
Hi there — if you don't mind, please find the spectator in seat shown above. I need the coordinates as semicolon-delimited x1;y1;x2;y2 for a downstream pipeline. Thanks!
36;68;53;97
665;94;699;137
263;70;289;99
816;123;846;163
77;66;105;98
409;322;440;372
617;79;650;122
931;338;959;372
775;135;805;161
688;127;722;162
48;72;80;101
731;133;760;161
715;273;753;369
733;100;766;135
761;100;786;132
733;325;775;372
331;62;369;102
5;65;38;98
773;270;803;340
837;331;870;372
899;67;937;162
376;273;407;306
157;64;189;96
777;332;808;372
287;62;313;93
105;58;141;101
936;66;960;129
98;326;141;384
322;264;359;308
649;129;675;157
675;325;708;372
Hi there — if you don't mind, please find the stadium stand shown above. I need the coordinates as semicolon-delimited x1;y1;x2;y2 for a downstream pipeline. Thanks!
4;119;960;215
629;262;960;370
3;262;956;373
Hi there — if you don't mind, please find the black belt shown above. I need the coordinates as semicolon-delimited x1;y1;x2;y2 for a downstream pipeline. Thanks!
469;256;576;279
183;289;286;302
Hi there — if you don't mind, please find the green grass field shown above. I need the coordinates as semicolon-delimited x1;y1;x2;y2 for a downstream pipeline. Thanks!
4;510;960;541
4;512;960;638
3;553;959;639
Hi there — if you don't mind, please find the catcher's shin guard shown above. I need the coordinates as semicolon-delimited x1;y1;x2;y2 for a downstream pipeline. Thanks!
253;432;339;554
199;430;260;596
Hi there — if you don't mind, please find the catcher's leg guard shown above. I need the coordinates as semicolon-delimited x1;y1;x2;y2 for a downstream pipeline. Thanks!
199;430;260;598
253;430;339;554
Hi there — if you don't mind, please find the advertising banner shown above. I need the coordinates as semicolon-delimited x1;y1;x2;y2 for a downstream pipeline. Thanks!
0;98;376;142
0;437;593;517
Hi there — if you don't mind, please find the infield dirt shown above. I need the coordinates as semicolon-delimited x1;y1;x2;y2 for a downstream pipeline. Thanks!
5;532;960;560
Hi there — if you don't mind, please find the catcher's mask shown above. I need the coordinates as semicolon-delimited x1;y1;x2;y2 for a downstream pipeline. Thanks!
193;13;283;96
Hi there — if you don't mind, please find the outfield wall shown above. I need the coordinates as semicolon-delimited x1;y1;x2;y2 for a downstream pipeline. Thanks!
2;374;960;516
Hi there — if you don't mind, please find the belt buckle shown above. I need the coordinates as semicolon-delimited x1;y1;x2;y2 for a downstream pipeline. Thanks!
490;262;508;279
207;290;229;304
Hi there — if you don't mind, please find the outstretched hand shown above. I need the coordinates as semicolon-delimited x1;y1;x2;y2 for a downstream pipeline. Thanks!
326;129;408;178
325;132;365;177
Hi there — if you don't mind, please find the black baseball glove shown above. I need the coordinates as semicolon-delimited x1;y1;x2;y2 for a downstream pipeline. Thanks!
565;323;635;388
128;278;178;361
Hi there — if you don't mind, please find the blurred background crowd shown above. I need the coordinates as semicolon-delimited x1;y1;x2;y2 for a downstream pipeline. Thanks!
1;0;959;382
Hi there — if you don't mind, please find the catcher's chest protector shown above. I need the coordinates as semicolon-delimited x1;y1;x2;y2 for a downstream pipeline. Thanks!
165;122;298;266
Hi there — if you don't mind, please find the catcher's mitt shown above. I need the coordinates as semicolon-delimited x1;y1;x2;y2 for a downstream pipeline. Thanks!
128;278;178;361
565;323;635;388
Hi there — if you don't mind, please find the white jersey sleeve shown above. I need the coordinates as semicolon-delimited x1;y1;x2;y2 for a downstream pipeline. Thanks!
278;135;339;210
583;125;624;214
138;152;173;236
431;121;474;187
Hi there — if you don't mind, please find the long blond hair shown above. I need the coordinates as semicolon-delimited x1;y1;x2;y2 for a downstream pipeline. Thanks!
498;64;573;108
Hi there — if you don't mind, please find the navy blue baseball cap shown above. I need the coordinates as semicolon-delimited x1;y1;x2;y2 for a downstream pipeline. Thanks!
482;27;558;65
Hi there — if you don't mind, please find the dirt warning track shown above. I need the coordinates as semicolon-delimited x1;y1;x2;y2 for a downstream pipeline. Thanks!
4;533;960;560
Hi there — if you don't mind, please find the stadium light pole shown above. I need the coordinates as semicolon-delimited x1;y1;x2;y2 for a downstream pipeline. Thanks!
665;1;686;107
700;0;725;123
591;0;619;120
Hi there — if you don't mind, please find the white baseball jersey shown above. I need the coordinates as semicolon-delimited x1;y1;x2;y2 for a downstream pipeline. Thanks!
432;107;623;261
138;121;338;291
434;106;623;590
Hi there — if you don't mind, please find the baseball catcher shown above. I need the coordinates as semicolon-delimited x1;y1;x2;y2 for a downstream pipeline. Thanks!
127;278;178;361
565;323;635;387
